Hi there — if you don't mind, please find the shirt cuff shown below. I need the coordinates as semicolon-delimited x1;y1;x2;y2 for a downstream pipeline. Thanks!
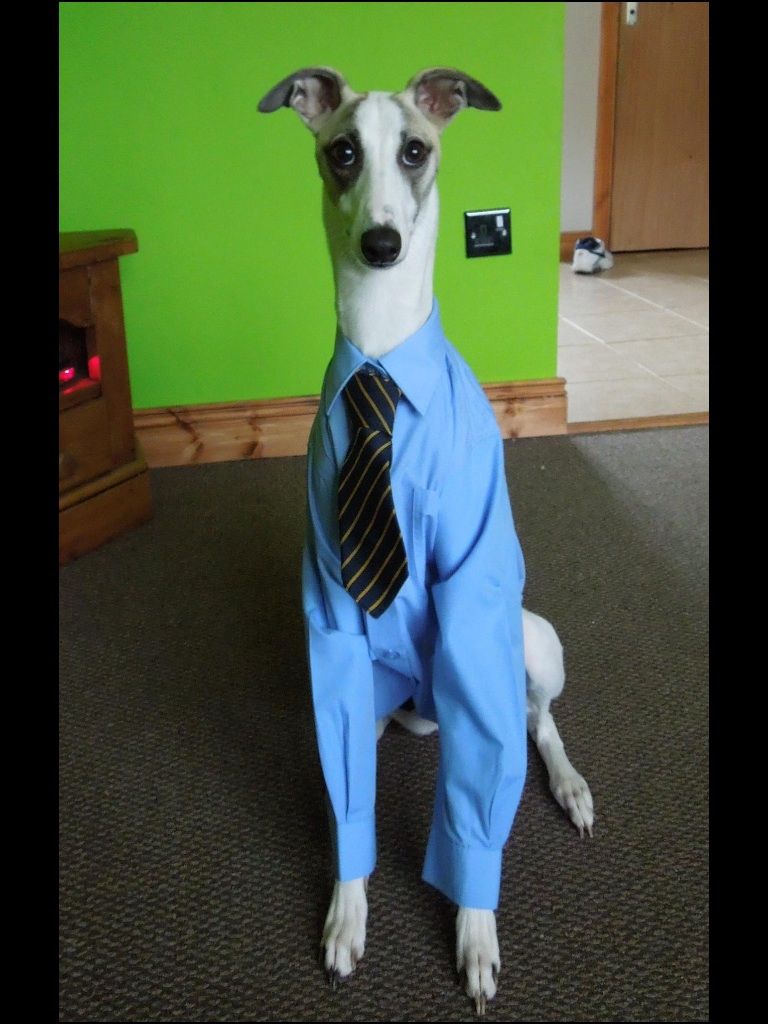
331;813;377;882
421;825;503;910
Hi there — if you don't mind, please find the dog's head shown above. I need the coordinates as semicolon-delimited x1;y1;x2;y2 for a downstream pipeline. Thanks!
258;68;501;269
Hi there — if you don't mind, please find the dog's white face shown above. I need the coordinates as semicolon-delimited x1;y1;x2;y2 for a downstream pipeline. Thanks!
258;68;501;270
315;91;440;270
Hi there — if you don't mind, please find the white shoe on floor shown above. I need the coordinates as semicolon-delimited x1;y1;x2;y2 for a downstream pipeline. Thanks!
572;236;614;274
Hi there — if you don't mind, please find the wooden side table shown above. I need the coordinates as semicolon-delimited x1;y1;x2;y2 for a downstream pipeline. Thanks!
59;229;153;565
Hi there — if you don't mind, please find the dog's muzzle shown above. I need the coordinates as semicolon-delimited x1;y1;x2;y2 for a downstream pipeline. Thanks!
360;226;402;267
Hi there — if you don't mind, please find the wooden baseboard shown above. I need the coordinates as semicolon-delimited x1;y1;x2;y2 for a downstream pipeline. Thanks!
568;411;709;435
488;379;568;442
560;230;591;262
134;378;568;468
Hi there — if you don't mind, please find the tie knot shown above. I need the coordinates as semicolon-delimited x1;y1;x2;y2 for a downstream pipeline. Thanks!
342;367;401;436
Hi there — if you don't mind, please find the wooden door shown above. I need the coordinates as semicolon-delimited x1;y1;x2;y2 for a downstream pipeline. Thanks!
610;2;708;251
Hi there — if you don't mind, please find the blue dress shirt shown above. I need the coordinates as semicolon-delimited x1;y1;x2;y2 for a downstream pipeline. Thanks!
302;300;528;910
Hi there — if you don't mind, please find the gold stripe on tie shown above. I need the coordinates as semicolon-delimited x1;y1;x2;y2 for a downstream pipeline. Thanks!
366;556;409;614
339;443;391;520
345;386;369;429
339;367;408;617
339;459;391;544
338;429;382;495
355;533;403;603
373;373;397;417
343;507;397;590
356;375;393;434
340;485;393;570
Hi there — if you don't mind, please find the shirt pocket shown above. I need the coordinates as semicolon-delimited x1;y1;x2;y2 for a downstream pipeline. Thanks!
409;485;439;587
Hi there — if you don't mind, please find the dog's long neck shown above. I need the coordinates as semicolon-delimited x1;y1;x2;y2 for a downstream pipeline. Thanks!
324;187;438;359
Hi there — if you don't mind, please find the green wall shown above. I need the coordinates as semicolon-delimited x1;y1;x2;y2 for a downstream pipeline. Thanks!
59;2;564;409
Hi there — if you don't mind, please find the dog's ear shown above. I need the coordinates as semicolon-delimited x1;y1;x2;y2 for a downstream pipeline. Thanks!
402;68;501;130
258;67;351;133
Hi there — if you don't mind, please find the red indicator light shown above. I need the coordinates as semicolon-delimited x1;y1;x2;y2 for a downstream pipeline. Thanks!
59;366;76;383
88;355;101;380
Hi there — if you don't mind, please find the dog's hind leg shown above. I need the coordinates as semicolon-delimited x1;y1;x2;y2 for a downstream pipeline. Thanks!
376;716;392;740
523;609;594;837
377;707;438;739
391;705;439;736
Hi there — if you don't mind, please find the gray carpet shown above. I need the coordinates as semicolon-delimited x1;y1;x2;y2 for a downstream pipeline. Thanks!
59;427;709;1022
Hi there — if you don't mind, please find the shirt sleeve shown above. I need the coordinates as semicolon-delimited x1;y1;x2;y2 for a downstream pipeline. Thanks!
302;421;378;882
421;429;528;910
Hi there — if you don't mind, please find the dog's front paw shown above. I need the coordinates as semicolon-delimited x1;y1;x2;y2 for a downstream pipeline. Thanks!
322;877;367;987
456;907;500;1016
551;768;594;838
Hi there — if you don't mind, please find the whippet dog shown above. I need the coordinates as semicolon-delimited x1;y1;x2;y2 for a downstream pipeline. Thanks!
258;66;594;1015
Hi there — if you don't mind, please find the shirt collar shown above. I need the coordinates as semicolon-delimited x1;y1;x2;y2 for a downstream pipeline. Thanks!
324;300;446;418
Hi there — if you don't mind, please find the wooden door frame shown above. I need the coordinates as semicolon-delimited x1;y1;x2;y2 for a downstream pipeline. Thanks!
560;2;620;260
592;2;620;243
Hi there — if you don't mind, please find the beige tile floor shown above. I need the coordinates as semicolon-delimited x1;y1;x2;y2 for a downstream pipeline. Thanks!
558;249;709;424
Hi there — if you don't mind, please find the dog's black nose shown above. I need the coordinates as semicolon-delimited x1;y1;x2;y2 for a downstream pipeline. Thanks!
360;227;401;267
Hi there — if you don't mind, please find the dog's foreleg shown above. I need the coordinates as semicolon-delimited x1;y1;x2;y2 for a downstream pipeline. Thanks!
322;877;368;986
523;609;595;837
456;907;500;1016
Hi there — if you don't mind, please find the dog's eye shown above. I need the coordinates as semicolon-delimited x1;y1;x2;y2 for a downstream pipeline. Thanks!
402;139;428;167
329;138;357;168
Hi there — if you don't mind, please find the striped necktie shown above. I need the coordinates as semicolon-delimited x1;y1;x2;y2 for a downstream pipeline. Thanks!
338;368;409;618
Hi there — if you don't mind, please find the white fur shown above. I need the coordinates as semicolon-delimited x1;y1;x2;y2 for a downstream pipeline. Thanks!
523;610;594;838
320;93;439;357
322;878;367;983
380;610;594;838
456;907;501;1016
262;69;594;1015
326;186;437;358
